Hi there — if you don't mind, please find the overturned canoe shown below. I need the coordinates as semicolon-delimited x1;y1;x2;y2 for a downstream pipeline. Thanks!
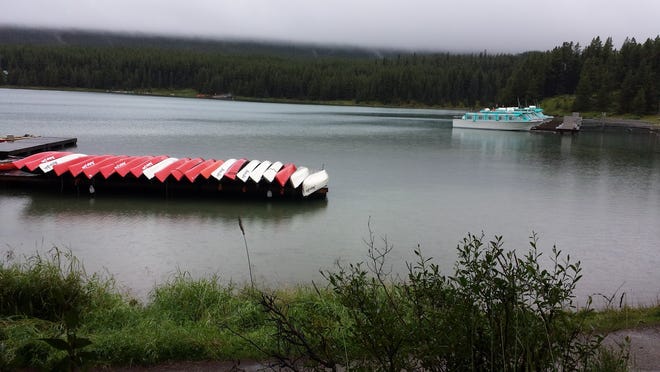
5;151;328;200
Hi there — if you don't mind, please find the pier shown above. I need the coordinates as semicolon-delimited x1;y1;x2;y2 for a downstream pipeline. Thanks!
0;136;77;159
532;113;581;134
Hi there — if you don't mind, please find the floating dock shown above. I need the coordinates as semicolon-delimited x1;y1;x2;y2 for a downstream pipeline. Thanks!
0;136;77;159
0;151;328;200
532;113;581;134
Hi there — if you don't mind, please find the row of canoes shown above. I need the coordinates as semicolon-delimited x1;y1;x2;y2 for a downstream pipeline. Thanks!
7;151;329;197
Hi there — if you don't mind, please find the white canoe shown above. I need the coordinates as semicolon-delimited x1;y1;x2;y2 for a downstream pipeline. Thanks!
39;153;87;173
236;159;261;182
262;161;283;183
249;160;271;183
142;157;179;180
289;166;309;189
302;169;329;197
210;158;236;180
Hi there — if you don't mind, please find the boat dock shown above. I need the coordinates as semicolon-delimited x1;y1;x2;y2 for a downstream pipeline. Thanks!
0;136;77;159
532;113;581;134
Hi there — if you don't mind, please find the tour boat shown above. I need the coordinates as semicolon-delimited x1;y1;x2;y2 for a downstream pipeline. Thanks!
452;106;552;131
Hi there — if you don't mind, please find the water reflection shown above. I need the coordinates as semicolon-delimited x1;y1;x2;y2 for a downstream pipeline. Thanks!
12;191;327;224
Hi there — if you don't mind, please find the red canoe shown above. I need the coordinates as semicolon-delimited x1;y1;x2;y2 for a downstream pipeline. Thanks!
24;151;73;171
129;155;168;178
111;156;151;178
154;158;190;183
275;163;297;187
99;156;139;178
12;151;58;170
53;155;96;176
223;158;247;180
67;155;113;177
170;158;203;181
199;160;224;180
83;155;128;179
183;159;216;182
0;161;17;171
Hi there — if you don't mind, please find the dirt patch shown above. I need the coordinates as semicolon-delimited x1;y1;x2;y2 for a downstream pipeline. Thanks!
93;360;285;372
604;325;660;371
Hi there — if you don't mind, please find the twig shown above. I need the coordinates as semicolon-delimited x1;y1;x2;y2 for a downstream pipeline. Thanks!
238;216;254;288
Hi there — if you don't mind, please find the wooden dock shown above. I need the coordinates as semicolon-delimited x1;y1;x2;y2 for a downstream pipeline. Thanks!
532;113;581;134
555;113;582;133
0;136;77;159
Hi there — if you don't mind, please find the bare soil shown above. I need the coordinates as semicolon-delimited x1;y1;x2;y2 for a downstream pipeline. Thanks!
604;325;660;371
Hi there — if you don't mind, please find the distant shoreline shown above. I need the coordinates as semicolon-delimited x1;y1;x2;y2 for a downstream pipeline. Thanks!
581;118;659;131
2;86;658;129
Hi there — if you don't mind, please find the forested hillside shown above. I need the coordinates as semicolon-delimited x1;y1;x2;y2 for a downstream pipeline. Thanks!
0;32;658;114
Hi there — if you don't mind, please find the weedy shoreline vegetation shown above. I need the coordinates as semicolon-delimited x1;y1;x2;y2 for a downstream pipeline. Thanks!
0;234;653;371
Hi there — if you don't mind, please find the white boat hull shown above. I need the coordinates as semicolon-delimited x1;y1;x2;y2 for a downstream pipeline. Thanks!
289;166;309;189
452;118;539;131
142;157;179;180
237;159;261;182
39;153;87;173
262;161;283;183
249;160;271;183
302;170;328;197
211;158;236;180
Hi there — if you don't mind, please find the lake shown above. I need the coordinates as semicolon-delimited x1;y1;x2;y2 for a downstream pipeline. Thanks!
1;88;659;305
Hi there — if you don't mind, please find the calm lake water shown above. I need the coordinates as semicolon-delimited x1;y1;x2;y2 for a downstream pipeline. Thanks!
2;88;659;305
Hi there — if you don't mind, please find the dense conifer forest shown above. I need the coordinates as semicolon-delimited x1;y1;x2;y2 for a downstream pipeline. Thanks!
0;29;658;114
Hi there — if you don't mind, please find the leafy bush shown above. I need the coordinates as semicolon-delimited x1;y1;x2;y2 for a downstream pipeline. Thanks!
258;232;608;371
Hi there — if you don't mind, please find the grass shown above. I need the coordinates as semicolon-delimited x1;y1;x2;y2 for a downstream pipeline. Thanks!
0;245;655;369
541;94;660;126
585;305;660;333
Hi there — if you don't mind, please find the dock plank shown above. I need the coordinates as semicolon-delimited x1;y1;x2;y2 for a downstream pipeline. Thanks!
0;137;77;159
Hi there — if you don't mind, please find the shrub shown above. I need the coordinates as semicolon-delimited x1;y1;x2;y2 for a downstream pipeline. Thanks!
258;232;606;371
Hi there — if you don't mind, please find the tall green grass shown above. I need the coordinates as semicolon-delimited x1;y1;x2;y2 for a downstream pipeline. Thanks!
0;236;649;370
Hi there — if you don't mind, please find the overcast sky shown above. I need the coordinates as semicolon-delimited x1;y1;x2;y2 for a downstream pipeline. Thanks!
2;0;659;52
